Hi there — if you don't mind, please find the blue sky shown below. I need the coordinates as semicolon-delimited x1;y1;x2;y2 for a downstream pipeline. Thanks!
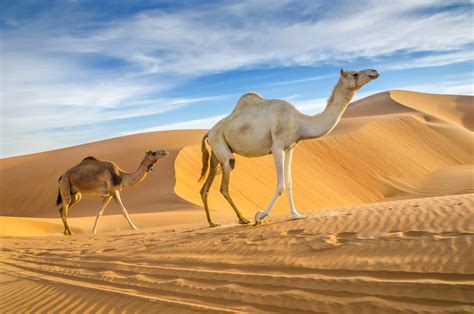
1;0;473;157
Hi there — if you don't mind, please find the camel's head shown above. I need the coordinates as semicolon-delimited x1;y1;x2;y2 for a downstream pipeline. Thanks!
143;150;169;171
340;68;379;91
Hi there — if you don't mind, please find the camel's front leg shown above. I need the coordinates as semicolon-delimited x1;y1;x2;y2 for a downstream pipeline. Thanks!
254;148;285;225
92;195;112;234
284;148;305;220
113;191;138;230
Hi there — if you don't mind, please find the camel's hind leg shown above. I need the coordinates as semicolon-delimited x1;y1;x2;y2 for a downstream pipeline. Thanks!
220;159;250;225
58;178;74;235
200;153;220;227
59;203;72;235
60;192;82;235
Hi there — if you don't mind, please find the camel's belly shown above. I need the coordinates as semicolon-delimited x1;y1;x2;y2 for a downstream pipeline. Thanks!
220;117;274;157
69;173;119;196
226;132;273;157
71;184;114;197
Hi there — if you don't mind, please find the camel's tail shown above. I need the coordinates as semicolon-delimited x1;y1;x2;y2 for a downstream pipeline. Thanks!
198;133;210;182
56;176;62;206
56;190;62;206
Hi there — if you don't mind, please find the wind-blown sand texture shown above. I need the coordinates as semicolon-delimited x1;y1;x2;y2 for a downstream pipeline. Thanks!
1;90;473;313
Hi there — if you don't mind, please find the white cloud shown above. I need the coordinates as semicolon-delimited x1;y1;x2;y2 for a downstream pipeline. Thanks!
385;50;474;70
45;0;474;75
395;81;474;96
123;115;227;136
265;74;336;87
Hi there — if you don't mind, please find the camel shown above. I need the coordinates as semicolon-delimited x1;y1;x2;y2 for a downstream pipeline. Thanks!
199;68;379;227
56;150;169;235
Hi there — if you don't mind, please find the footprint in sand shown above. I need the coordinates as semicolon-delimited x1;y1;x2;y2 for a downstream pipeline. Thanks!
306;232;359;252
282;229;305;236
402;231;434;237
33;251;49;256
333;232;359;243
306;235;341;252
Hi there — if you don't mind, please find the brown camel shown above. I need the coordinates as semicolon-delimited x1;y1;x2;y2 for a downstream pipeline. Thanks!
56;150;168;235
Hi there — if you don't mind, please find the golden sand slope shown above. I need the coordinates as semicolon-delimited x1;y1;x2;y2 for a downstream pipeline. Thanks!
1;194;473;313
175;91;473;215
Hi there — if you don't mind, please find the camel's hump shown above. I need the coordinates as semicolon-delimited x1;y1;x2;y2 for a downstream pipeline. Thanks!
239;92;264;101
82;156;98;162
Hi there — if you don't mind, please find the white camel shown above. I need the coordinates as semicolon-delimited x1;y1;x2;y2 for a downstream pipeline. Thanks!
199;69;379;227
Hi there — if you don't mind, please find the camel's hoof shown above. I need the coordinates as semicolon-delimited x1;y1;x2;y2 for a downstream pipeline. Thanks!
239;217;250;225
209;222;220;228
291;213;306;220
254;210;268;226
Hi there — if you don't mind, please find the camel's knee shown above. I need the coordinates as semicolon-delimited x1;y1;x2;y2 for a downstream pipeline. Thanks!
276;183;286;195
200;184;211;203
200;184;208;197
59;201;71;216
73;193;81;203
220;185;229;198
200;170;216;198
228;157;235;169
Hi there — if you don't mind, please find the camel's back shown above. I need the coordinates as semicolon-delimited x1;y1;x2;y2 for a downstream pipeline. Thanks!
209;92;301;157
231;92;298;116
67;157;121;192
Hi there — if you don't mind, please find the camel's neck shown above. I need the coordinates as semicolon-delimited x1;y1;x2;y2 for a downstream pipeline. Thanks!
121;161;150;188
298;79;354;140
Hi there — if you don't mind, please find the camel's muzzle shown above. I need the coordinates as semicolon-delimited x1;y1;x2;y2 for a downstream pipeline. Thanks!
368;72;379;79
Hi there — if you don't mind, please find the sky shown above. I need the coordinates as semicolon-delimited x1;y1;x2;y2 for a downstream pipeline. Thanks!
1;0;473;158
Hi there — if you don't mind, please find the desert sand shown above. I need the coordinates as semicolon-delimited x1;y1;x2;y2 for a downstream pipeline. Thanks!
1;90;473;313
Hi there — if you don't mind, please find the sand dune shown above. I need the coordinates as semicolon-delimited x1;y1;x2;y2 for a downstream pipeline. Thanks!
1;90;473;312
1;194;473;312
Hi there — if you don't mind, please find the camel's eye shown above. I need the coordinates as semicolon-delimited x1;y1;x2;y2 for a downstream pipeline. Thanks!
353;73;359;78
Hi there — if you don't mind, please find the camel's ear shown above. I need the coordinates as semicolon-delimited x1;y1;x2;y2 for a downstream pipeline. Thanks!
340;69;347;77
